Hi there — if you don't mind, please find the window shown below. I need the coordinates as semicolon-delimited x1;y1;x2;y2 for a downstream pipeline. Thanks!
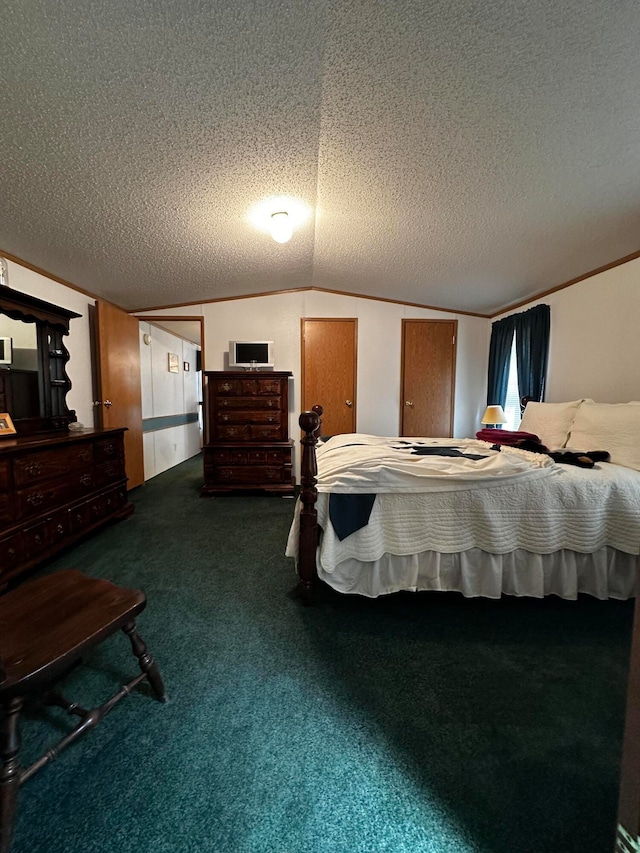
503;339;521;431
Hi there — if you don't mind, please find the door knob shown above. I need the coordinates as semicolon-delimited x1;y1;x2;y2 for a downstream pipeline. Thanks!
345;400;353;407
104;400;113;408
92;401;102;407
405;401;414;407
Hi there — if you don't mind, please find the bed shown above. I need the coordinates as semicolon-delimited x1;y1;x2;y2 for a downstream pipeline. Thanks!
286;401;640;602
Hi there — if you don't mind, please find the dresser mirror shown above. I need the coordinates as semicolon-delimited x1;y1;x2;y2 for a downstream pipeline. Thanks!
0;286;81;436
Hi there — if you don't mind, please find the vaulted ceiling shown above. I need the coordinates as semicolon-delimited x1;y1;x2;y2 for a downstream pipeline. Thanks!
2;0;639;315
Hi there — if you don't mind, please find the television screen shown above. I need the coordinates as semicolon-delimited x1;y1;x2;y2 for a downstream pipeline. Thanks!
229;341;274;368
0;337;12;365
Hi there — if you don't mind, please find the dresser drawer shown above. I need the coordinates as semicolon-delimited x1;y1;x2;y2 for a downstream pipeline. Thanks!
84;485;128;525
217;410;282;426
46;513;71;548
0;459;9;491
0;532;23;577
213;465;287;485
13;444;94;487
94;437;123;464
16;469;96;520
217;424;283;441
95;459;126;486
103;485;128;516
22;520;51;561
0;494;12;526
213;378;284;397
216;396;281;411
211;447;291;466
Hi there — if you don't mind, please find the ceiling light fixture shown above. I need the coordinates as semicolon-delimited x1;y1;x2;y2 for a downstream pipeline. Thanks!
247;196;310;241
270;211;292;244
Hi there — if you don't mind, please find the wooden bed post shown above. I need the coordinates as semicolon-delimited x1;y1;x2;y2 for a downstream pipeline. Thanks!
297;405;323;603
616;563;640;852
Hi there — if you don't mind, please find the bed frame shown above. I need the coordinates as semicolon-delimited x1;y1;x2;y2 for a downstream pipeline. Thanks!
297;406;323;603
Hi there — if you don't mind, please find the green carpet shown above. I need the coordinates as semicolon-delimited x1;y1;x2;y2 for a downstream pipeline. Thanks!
10;454;633;853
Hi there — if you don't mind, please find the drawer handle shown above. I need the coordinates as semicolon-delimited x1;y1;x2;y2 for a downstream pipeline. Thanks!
56;524;65;536
79;450;91;462
8;548;15;558
33;534;42;545
25;461;43;477
80;474;92;486
27;492;45;507
102;443;115;455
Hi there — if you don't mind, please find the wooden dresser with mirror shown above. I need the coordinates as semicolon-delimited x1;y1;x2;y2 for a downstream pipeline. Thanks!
0;286;133;588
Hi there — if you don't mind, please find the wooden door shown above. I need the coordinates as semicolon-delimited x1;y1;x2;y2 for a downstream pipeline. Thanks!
400;319;457;437
94;300;144;489
301;318;357;436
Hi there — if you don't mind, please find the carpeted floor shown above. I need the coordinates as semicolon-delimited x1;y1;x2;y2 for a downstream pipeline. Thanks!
10;454;633;853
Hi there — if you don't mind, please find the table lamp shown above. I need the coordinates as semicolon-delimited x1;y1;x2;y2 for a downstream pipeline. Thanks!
481;405;507;429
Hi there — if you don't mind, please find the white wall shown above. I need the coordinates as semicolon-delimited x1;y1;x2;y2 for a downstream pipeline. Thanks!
3;259;95;427
493;257;640;403
138;290;490;479
139;321;202;479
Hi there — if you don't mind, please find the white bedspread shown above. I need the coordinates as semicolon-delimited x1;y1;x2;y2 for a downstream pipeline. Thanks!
314;434;556;492
286;436;640;575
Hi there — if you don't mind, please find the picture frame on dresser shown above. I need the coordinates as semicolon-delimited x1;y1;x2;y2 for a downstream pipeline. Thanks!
0;412;16;436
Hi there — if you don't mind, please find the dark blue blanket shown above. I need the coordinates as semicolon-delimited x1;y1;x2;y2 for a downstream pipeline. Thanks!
329;493;377;541
393;442;488;461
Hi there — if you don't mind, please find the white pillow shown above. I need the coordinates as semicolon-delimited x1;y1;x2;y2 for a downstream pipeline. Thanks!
519;400;584;449
568;401;640;471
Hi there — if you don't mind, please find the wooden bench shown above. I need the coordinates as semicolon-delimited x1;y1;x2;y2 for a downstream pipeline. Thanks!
0;569;166;852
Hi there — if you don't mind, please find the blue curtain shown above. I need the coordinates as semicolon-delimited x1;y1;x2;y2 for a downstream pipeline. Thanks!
514;304;550;402
486;315;515;407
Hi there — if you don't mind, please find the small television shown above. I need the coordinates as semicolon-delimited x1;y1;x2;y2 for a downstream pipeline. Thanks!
229;341;274;369
0;337;12;365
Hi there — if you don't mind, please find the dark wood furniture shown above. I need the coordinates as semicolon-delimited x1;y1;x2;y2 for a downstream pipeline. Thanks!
0;569;166;853
297;406;323;602
0;287;79;437
0;429;133;588
201;371;295;495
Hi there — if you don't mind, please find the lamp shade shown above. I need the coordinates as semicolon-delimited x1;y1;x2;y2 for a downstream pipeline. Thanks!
481;405;507;425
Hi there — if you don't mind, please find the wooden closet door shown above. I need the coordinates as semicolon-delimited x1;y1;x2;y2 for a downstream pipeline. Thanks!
301;318;357;436
400;319;457;437
94;300;144;489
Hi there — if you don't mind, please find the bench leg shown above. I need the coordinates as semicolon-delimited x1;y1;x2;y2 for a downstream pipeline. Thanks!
0;698;23;853
122;622;167;702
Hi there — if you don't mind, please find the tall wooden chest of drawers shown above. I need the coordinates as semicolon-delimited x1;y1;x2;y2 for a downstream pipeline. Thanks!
201;371;295;495
0;428;133;588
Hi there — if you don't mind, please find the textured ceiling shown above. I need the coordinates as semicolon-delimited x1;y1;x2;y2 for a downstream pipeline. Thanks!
1;0;640;314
